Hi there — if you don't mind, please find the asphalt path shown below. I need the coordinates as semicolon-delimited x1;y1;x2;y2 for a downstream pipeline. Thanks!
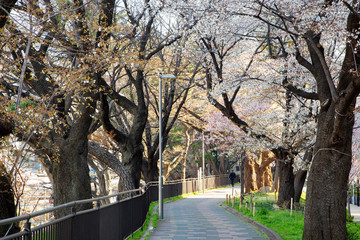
148;187;268;240
349;203;360;221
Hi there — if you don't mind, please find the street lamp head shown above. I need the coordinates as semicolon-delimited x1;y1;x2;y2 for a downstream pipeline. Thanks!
160;74;176;79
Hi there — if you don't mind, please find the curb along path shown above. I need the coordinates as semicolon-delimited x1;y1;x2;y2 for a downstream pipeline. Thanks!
148;187;279;240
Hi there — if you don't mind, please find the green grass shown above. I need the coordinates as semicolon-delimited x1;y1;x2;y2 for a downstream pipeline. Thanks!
226;193;304;240
226;193;360;240
127;201;158;240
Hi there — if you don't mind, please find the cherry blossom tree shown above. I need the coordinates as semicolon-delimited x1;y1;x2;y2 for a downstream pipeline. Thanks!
240;0;360;238
0;0;133;217
189;0;317;209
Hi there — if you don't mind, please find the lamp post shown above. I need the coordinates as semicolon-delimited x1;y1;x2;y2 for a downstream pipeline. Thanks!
202;131;205;193
159;74;176;220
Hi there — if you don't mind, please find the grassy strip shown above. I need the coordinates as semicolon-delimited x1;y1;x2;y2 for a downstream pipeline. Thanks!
225;193;304;240
127;201;158;240
226;193;360;240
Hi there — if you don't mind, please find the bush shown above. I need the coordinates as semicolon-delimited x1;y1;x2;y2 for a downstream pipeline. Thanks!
347;222;360;240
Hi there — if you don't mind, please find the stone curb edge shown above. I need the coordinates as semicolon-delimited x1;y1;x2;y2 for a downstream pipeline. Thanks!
219;203;283;240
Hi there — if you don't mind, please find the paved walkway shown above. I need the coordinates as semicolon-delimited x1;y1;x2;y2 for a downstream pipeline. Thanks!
349;203;360;221
148;187;268;240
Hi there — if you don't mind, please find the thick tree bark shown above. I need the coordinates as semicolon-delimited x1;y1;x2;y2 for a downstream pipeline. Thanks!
272;160;280;192
88;141;134;192
0;116;12;138
100;91;146;188
302;10;360;238
244;155;258;193
0;2;19;234
303;102;354;240
272;148;295;208
294;151;311;203
0;163;19;237
0;119;16;236
263;165;273;187
121;139;145;189
277;158;295;208
255;150;275;189
294;169;307;203
51;138;92;218
240;155;245;198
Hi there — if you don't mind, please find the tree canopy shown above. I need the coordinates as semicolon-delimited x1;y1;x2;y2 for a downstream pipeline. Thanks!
1;0;360;239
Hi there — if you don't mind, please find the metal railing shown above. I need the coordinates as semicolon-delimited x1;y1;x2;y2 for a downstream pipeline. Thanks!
0;175;230;240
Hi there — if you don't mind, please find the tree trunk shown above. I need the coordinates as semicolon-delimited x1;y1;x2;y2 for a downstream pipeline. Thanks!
302;10;360;238
303;106;353;240
163;126;193;181
0;163;19;236
263;165;273;187
255;157;262;189
88;141;134;192
121;138;144;188
294;151;312;203
207;157;220;176
0;1;17;235
294;169;307;203
87;157;109;200
219;153;225;174
255;150;275;190
51;139;92;218
272;148;295;208
277;158;295;208
244;155;258;193
240;156;245;199
181;139;187;180
272;160;279;192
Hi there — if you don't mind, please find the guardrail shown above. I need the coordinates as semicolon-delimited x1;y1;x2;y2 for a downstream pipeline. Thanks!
0;175;230;240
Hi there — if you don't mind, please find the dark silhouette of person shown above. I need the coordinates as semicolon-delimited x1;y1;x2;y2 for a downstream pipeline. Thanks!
229;170;236;187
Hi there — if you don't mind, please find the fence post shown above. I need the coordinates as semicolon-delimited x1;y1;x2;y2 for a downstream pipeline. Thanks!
250;194;253;212
24;220;31;240
72;206;77;215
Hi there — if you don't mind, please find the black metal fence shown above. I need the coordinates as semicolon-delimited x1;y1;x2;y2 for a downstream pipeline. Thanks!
0;175;230;240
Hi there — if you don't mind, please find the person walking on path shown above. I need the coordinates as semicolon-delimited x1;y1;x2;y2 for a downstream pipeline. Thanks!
229;170;236;187
148;187;268;239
